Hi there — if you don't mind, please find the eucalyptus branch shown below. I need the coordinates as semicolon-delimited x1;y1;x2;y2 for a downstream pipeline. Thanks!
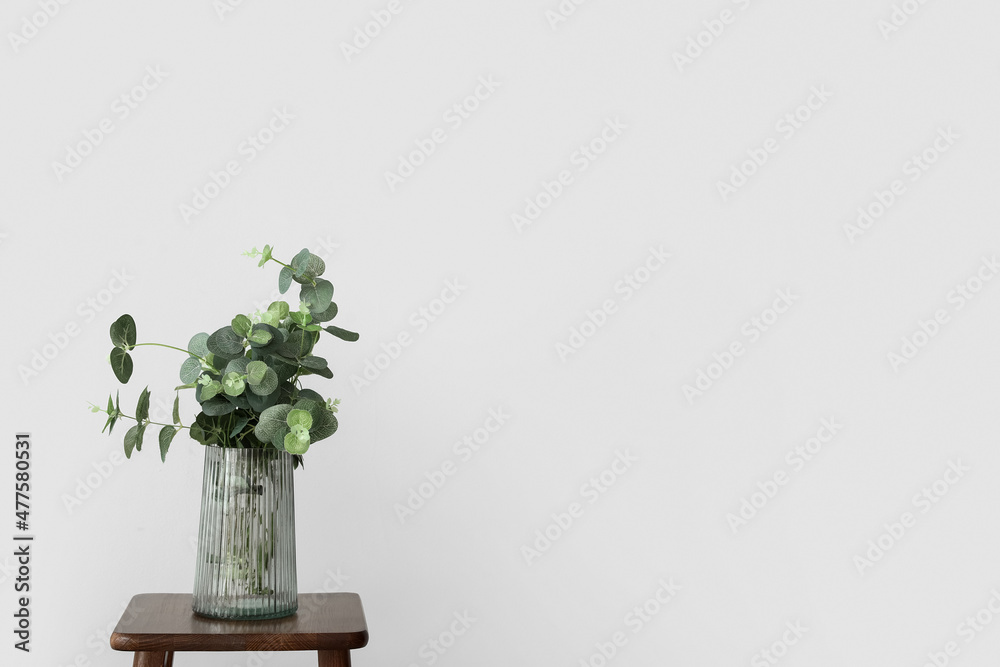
96;244;359;463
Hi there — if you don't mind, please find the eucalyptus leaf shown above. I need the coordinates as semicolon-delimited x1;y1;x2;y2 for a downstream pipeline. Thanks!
255;404;293;443
188;332;210;358
245;360;267;385
290;248;311;277
311;301;338;323
297;388;324;403
278;266;293;294
268;301;290;320
283;428;310;455
231;314;252;338
179;357;202;384
199;380;222;401
299;355;328;370
323;325;360;342
223;372;245;396
135;387;151;423
172;394;181;425
102;395;117;434
223;392;251;409
278;330;312;358
201;396;238;416
229;414;250;438
300;279;334;313
248;366;278;395
249;324;280;349
158;426;178;462
248;329;273;345
286;409;313;430
110;347;134;383
224;357;250;376
292;253;326;284
246;386;279;412
207;326;245;357
309;408;339;442
124;424;140;459
110;314;137;349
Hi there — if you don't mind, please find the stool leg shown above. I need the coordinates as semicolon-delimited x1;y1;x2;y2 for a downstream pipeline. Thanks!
318;649;350;667
133;651;172;667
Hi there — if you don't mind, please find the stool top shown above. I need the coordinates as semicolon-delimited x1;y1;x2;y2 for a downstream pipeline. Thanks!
110;593;369;652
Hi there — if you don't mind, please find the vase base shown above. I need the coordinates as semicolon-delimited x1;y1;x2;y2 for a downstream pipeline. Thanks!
192;603;298;621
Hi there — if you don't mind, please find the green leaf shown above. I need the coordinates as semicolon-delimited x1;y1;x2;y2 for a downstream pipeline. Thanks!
110;347;134;383
291;248;311;277
278;267;293;294
222;372;245;396
207;326;245;358
224;357;250;376
268;301;290;320
311;301;338;323
248;328;273;345
292;252;326;284
201;397;238;416
158;426;178;462
246;386;279;412
299;355;328;370
300;279;334;313
248;366;278;395
297;388;324;403
200;380;222;401
110;314;136;350
289;310;311;326
259;244;273;267
246;360;267;385
188;332;210;358
231;314;253;338
172;394;181;426
255;404;293;444
249;324;280;349
125;422;148;457
223;391;251;409
228;413;250;438
305;366;334;379
283;427;310;455
135;387;151;423
179;357;202;384
323;325;360;342
278;330;313;358
124;424;140;458
310;408;339;442
102;394;119;434
286;409;313;430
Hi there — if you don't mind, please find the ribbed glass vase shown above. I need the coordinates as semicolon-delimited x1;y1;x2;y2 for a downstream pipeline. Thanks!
192;445;298;620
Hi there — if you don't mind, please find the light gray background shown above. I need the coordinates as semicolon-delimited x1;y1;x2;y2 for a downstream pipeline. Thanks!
3;1;1000;666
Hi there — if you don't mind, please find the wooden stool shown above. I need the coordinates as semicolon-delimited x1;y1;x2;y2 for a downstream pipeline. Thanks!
110;593;369;667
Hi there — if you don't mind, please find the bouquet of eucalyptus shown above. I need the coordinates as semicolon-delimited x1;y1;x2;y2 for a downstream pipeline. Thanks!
91;245;359;465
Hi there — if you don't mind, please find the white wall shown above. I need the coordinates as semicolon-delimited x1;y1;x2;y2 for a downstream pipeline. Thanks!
3;1;1000;666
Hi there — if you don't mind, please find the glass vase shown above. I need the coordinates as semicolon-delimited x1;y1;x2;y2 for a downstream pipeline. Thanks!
192;445;298;620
